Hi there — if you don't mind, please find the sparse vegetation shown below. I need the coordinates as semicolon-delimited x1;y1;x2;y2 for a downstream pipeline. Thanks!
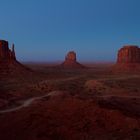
1;63;140;140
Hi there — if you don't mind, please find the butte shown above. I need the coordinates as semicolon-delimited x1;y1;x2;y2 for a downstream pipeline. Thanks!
60;51;86;69
113;45;140;73
0;40;30;76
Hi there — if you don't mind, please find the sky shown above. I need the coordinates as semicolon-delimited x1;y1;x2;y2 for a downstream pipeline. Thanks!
0;0;140;62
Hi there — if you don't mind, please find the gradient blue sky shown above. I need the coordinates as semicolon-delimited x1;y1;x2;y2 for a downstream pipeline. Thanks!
0;0;140;62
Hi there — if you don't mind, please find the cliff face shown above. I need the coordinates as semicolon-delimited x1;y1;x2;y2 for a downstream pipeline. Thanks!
65;51;77;62
0;40;31;76
61;51;85;69
117;46;140;64
113;45;140;73
0;40;16;61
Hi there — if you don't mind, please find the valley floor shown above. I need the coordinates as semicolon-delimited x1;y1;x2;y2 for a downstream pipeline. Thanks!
0;63;140;140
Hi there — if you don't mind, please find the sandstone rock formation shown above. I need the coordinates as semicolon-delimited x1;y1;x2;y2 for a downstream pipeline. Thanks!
65;51;77;62
114;45;140;72
0;40;16;61
117;45;140;64
0;39;30;75
61;51;85;69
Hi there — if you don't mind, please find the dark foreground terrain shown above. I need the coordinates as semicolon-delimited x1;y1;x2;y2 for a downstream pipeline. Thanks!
0;63;140;140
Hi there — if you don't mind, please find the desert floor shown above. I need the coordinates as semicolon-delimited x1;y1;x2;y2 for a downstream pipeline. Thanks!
0;63;140;140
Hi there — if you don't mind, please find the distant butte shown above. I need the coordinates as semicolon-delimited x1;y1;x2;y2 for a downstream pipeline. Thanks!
0;40;16;61
61;51;85;69
0;40;30;75
114;45;140;72
117;45;140;63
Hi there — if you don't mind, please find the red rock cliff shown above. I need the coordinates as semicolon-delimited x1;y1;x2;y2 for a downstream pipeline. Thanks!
61;51;85;69
117;45;140;64
0;40;31;76
0;40;16;61
113;45;140;73
65;51;77;62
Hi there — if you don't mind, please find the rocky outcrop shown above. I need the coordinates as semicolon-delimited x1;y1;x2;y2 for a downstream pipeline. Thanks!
65;51;77;62
0;40;16;61
61;51;85;69
0;40;31;76
113;45;140;73
117;45;140;64
85;80;107;93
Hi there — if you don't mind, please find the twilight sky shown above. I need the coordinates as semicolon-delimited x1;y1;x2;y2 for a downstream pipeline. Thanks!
0;0;140;62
